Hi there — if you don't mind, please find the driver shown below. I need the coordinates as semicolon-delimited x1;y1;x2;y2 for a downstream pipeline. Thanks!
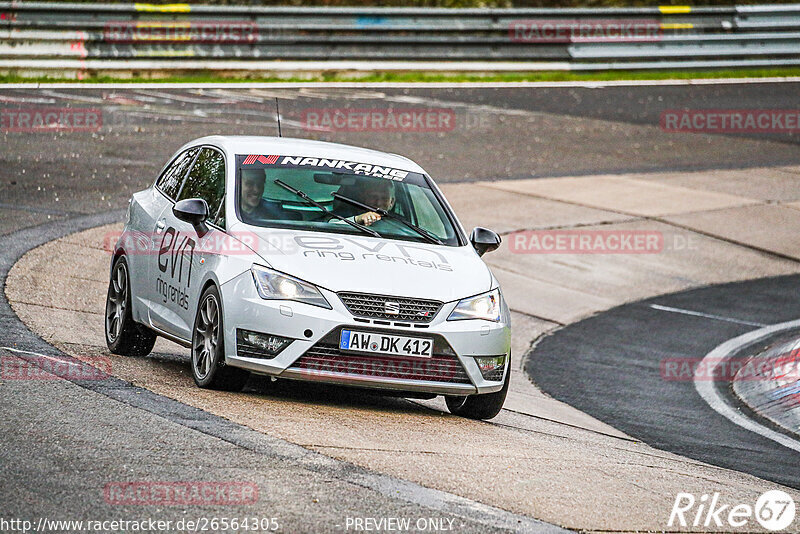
332;178;395;226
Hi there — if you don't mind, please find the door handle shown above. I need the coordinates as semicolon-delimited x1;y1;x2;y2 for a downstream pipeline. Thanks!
155;219;166;233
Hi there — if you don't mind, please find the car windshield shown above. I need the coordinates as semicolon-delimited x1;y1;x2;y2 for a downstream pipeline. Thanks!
234;155;461;246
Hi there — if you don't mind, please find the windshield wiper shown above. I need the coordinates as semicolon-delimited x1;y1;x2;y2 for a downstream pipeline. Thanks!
332;192;444;245
273;180;381;238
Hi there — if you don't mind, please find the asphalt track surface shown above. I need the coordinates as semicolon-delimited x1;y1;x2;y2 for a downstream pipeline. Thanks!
0;211;560;532
1;82;800;529
527;274;800;491
1;82;800;216
1;83;799;230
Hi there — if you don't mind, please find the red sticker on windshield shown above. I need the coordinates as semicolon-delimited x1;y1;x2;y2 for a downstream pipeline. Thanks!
243;154;279;165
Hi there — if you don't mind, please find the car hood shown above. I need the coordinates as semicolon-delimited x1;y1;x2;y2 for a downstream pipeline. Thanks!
232;225;493;302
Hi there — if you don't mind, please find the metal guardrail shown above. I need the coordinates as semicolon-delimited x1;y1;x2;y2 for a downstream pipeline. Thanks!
1;2;800;75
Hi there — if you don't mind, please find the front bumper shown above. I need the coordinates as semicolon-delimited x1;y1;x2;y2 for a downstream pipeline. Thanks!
220;271;511;396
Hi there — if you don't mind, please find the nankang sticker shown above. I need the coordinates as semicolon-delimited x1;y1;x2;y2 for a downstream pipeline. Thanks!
240;154;409;181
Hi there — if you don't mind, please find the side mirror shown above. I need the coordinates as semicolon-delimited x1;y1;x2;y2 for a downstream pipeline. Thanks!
173;198;209;235
470;227;501;256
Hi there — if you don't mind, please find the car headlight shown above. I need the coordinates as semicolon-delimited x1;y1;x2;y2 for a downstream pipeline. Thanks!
447;288;501;322
251;265;331;309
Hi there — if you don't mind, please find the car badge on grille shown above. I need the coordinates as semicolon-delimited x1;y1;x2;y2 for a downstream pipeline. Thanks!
384;301;400;315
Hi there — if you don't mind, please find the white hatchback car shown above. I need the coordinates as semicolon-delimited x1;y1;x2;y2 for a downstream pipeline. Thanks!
106;136;510;419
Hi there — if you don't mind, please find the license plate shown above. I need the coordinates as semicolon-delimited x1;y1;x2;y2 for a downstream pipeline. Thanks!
339;330;433;358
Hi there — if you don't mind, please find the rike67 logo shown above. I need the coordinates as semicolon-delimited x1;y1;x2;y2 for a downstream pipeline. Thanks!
669;490;796;531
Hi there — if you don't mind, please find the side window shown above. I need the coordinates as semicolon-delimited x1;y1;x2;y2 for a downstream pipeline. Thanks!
178;147;226;228
156;147;199;200
407;185;448;239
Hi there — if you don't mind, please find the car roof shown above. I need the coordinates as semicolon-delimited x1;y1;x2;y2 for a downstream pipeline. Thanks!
186;135;427;174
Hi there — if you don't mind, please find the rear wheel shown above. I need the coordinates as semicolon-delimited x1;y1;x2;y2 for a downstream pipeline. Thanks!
445;360;510;420
105;256;157;356
191;285;249;391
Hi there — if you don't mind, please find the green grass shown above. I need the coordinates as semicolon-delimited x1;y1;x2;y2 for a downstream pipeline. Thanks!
3;67;800;85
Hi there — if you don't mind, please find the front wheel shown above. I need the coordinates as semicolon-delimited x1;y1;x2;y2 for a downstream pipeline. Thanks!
191;285;249;391
105;256;157;356
445;360;510;420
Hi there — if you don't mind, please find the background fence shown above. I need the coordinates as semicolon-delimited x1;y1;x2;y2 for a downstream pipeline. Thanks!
2;2;800;77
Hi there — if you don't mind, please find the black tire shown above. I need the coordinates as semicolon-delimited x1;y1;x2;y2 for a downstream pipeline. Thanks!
191;285;249;391
445;360;510;420
105;256;157;356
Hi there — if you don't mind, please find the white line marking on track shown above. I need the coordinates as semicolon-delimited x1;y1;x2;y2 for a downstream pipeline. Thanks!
694;319;800;454
0;346;82;366
2;346;58;357
649;304;768;327
2;77;800;90
38;90;108;104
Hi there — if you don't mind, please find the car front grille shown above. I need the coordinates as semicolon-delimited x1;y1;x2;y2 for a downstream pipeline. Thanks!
338;292;442;323
288;328;471;385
